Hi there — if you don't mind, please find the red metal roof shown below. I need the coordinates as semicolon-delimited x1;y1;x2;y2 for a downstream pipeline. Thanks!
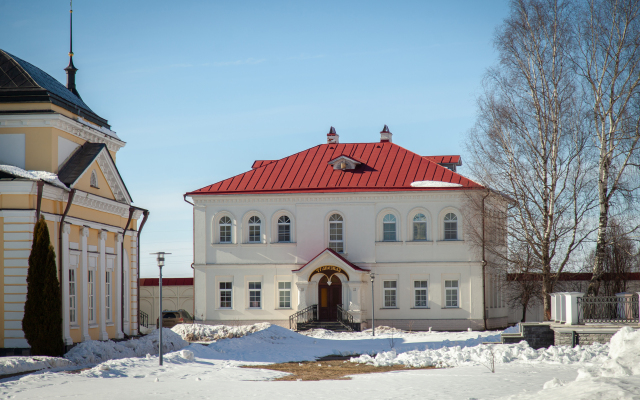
252;160;276;169
188;142;481;196
423;155;462;165
292;248;370;273
140;278;193;286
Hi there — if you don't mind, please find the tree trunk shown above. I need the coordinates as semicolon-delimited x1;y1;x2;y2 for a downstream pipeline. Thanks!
588;154;610;296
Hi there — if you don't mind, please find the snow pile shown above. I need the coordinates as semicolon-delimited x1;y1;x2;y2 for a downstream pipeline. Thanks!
172;323;270;342
410;180;463;188
502;323;520;334
351;341;610;368
65;328;187;365
0;356;74;376
0;165;68;189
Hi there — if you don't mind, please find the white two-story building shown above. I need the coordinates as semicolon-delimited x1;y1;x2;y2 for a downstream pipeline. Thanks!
185;127;508;331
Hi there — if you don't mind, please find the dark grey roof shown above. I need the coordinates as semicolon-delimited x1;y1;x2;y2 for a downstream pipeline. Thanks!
57;143;132;203
0;49;110;129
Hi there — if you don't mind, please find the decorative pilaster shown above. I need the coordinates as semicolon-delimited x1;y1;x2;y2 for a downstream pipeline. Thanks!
115;233;124;339
81;227;91;342
61;223;72;345
296;282;309;309
98;230;108;340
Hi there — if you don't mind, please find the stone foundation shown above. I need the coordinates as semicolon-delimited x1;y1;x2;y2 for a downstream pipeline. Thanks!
501;323;555;349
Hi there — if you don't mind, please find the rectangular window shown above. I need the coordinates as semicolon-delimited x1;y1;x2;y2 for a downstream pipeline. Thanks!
278;282;291;308
329;222;343;253
88;270;95;323
444;222;458;240
220;282;232;308
383;223;396;241
445;280;459;308
220;225;231;243
383;281;397;307
249;225;261;243
249;282;261;308
414;281;428;308
106;271;112;321
69;269;76;323
278;225;291;242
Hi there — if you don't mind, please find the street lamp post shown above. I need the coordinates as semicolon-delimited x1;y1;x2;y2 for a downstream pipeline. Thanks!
370;272;375;337
151;252;171;366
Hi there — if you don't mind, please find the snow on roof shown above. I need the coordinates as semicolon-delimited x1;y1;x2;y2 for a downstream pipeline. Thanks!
410;180;463;188
0;165;68;189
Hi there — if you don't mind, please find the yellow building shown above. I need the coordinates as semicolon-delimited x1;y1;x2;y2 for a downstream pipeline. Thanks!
0;48;148;352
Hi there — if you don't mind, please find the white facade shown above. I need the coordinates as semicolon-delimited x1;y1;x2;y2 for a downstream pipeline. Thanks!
190;191;509;331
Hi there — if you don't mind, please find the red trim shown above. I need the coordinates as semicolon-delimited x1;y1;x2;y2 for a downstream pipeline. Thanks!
140;278;193;286
507;272;640;282
292;248;369;273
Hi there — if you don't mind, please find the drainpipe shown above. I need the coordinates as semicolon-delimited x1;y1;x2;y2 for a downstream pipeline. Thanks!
35;181;45;221
482;189;490;331
136;210;149;335
121;207;134;337
191;263;195;323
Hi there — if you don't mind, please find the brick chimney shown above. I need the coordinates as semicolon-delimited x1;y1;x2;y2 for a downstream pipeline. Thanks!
380;125;392;143
327;126;339;144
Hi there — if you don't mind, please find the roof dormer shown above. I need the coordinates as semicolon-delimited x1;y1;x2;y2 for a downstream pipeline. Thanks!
328;155;361;171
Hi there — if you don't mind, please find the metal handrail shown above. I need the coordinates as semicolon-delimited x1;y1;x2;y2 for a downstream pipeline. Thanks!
336;304;360;332
139;310;149;328
289;304;317;330
578;295;639;324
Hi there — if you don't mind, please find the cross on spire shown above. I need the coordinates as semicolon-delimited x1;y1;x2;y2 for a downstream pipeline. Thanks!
64;0;80;97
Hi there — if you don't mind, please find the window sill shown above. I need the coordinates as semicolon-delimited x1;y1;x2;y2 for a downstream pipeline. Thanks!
244;243;267;246
246;308;263;310
88;324;99;329
380;307;399;309
276;307;293;310
375;241;402;246
211;243;237;247
410;307;430;309
70;325;80;330
442;307;460;309
405;240;434;245
270;242;297;246
106;323;114;327
437;240;464;245
217;307;233;310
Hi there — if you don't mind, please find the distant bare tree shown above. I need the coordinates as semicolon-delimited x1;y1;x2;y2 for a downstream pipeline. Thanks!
574;0;640;296
465;0;597;320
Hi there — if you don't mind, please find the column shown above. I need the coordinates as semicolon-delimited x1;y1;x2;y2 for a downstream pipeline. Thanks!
81;227;91;342
296;282;308;309
346;281;363;323
564;292;584;325
98;230;108;340
62;223;72;345
115;233;124;339
550;293;557;321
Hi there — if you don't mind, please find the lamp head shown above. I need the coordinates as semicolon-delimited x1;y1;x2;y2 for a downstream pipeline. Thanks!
369;272;375;282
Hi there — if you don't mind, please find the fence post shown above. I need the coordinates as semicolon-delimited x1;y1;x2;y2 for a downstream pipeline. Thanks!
616;293;634;321
550;293;557;322
564;292;584;325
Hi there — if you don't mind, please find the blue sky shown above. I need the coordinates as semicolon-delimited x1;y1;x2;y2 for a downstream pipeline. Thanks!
1;0;510;277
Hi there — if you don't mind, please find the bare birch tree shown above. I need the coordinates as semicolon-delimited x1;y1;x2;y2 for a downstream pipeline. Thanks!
465;0;596;319
574;0;640;296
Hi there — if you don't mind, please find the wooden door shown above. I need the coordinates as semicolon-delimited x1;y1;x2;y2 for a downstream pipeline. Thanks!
318;275;342;321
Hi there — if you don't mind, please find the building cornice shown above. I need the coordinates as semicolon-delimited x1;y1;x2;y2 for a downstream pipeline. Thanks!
0;113;125;152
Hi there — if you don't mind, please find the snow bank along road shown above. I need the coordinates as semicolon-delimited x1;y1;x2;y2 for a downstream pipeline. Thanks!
0;324;638;399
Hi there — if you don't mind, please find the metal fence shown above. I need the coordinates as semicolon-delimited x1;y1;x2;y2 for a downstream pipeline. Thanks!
578;295;639;324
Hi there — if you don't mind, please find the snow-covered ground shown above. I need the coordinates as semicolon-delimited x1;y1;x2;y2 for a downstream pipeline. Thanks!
0;324;638;399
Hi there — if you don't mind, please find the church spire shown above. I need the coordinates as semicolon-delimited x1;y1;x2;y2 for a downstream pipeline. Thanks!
64;0;80;97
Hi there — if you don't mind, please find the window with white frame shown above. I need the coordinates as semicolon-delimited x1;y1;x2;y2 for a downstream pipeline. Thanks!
248;216;261;243
220;282;232;308
382;214;397;241
106;271;112;321
69;269;77;324
383;281;397;307
445;280;459;308
413;213;427;240
328;214;344;253
278;215;291;242
414;280;428;307
219;216;232;243
444;213;458;240
248;282;261;308
90;170;99;188
88;270;95;323
278;282;291;308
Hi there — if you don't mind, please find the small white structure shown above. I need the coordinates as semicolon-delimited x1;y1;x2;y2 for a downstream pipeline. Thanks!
185;128;509;330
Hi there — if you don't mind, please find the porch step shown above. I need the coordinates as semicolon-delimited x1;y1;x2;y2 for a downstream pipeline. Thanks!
297;321;352;332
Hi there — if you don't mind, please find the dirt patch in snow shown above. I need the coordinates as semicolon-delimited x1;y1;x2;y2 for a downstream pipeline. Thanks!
243;359;435;381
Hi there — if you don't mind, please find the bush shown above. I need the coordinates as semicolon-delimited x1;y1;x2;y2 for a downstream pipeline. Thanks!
22;217;64;356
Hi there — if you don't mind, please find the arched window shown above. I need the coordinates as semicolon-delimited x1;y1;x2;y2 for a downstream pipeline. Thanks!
277;215;291;242
248;216;261;243
90;170;99;188
413;213;427;241
219;216;232;243
328;214;344;253
382;214;396;241
444;213;458;240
